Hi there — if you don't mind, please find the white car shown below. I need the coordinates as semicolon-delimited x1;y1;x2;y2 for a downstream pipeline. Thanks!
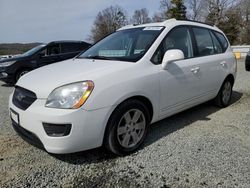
9;19;237;155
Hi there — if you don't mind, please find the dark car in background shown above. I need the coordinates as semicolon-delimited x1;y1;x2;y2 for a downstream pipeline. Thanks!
0;40;91;84
245;52;250;71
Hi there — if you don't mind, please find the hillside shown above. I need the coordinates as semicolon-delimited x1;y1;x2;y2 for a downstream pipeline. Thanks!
0;43;42;55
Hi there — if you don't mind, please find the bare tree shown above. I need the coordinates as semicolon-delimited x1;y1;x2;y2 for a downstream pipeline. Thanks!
89;6;127;42
200;0;243;44
131;8;151;25
186;0;208;21
160;0;173;18
152;12;166;22
160;0;172;11
205;0;237;25
239;0;250;44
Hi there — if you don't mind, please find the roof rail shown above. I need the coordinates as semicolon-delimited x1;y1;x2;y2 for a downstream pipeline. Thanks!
177;19;215;27
162;18;177;24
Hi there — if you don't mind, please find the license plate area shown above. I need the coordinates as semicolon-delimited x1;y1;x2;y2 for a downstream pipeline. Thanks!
10;108;19;124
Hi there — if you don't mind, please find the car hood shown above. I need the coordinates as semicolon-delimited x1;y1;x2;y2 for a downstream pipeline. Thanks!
17;58;134;99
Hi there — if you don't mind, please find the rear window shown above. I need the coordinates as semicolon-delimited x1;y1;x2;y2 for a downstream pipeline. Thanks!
193;27;215;56
213;32;228;52
210;31;223;54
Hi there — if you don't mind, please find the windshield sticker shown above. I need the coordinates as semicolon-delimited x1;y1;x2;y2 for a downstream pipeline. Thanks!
143;27;163;31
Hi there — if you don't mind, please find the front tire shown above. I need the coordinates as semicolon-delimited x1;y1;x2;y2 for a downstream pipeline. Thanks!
104;100;150;155
214;79;233;107
16;69;30;82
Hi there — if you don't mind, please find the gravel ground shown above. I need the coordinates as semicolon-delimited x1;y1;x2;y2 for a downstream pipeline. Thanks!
0;61;250;188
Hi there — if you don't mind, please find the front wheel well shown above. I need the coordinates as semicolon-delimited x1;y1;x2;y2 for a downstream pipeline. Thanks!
121;96;154;122
15;67;32;75
103;95;154;143
224;74;235;86
103;96;154;154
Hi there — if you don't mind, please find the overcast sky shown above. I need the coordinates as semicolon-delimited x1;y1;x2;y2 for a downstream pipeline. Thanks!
0;0;162;43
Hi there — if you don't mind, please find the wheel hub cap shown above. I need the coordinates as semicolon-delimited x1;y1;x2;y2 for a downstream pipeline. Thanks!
117;109;146;148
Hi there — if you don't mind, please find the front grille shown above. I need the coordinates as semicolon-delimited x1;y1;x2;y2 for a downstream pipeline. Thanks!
12;86;37;110
12;120;44;149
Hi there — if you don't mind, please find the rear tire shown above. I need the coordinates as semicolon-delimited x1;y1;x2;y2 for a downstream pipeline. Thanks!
214;79;233;108
104;99;150;155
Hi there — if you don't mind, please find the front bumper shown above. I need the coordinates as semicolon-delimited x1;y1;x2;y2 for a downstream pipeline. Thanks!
11;119;44;149
9;92;113;154
0;71;14;83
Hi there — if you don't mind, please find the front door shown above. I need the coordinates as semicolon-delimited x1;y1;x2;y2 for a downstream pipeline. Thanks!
152;26;202;117
37;44;62;67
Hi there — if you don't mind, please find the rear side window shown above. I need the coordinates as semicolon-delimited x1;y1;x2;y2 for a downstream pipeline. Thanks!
80;43;91;50
193;27;215;56
210;31;223;54
61;43;82;53
40;44;60;56
214;32;228;52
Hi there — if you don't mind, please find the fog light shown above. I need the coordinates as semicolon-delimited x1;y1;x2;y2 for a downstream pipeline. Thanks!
0;72;8;78
43;123;71;137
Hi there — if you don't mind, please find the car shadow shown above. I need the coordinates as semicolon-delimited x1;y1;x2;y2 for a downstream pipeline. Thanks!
51;147;116;165
143;91;243;148
1;83;14;87
52;91;243;164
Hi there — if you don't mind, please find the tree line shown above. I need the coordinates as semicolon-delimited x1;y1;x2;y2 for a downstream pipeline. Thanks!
89;0;250;45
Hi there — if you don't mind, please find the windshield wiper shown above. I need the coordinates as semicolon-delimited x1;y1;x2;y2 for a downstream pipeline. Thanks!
84;55;114;60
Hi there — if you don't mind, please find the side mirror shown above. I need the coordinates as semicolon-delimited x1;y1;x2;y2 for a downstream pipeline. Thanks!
161;49;184;70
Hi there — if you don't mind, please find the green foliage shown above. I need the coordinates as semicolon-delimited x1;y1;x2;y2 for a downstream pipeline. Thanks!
167;0;187;19
218;10;241;45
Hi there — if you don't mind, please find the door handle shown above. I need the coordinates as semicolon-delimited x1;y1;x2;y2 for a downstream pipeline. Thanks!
191;67;200;74
220;62;226;67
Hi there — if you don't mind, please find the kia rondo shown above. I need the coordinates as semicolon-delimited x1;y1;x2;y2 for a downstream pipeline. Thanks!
9;19;237;155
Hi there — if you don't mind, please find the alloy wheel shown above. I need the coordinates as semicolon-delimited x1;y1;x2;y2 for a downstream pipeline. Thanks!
117;109;146;148
222;81;232;105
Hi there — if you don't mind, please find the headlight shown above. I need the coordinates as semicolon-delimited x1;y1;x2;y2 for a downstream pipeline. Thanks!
0;61;16;67
45;81;94;109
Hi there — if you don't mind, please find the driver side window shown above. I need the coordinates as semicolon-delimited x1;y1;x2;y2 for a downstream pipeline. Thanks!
151;27;194;64
40;44;61;57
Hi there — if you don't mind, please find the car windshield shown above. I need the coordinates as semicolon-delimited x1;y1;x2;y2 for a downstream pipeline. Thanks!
22;44;46;56
78;27;164;62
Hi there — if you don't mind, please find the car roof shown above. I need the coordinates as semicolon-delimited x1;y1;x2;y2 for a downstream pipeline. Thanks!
48;40;91;45
118;18;222;33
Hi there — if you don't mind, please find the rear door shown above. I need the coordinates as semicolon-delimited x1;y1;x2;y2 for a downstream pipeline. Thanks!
191;27;226;98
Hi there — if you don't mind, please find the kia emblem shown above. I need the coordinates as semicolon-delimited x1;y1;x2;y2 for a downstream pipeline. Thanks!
17;92;25;101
